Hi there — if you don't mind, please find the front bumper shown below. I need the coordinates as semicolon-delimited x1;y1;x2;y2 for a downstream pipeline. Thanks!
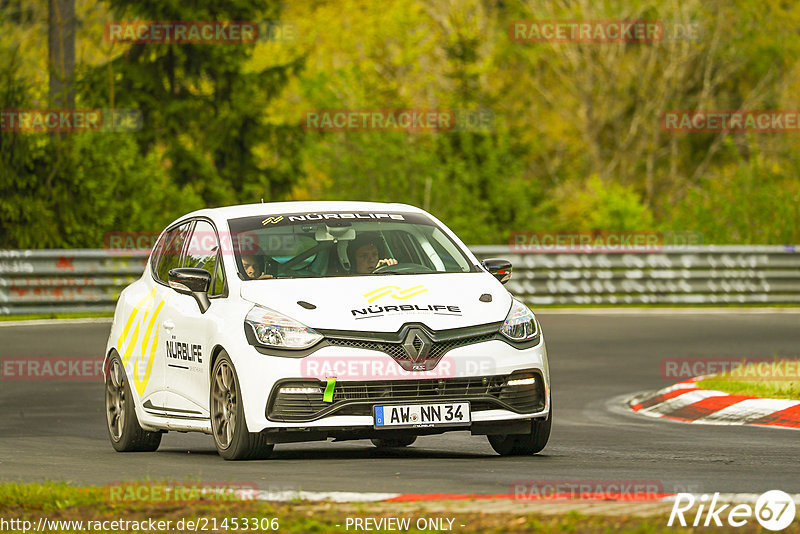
254;417;544;444
236;337;550;434
267;370;546;422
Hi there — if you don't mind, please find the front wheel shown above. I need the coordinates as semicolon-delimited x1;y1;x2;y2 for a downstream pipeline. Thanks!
488;409;551;456
104;353;162;452
210;351;274;460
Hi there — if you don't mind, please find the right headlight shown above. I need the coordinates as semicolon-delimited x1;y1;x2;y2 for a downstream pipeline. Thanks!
245;305;323;350
500;299;539;342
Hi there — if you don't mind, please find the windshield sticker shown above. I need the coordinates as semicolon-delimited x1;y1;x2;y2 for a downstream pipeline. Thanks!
286;213;405;222
234;212;427;229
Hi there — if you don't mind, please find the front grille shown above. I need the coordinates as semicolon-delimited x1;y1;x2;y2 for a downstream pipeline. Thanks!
325;332;497;361
325;338;408;359
427;333;496;358
267;373;546;422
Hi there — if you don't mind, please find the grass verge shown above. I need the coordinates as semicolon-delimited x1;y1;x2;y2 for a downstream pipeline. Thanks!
1;481;781;534
695;358;800;400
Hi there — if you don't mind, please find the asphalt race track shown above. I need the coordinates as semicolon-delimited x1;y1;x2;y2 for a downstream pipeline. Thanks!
1;312;798;496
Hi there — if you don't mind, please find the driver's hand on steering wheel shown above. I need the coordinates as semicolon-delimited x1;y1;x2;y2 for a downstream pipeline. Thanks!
375;258;398;269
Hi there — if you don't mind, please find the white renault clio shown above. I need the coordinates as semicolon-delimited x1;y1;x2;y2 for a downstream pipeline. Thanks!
105;201;551;460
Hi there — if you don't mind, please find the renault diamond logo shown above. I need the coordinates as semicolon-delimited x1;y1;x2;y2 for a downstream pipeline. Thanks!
402;328;431;365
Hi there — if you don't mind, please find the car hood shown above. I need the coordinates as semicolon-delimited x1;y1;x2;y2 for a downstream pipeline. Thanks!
239;273;512;332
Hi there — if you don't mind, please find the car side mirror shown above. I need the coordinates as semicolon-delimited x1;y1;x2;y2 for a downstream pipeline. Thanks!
482;258;512;284
168;268;211;313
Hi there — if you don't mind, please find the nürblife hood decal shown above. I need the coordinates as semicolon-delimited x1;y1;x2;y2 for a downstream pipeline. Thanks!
239;273;510;333
354;284;460;319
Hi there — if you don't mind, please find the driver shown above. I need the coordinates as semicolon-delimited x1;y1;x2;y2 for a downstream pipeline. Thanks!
241;246;274;280
235;235;274;280
349;234;397;274
241;253;274;280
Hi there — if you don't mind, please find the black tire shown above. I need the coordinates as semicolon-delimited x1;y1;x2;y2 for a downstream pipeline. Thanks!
210;351;274;460
104;353;162;452
488;406;552;456
370;436;417;448
486;433;519;456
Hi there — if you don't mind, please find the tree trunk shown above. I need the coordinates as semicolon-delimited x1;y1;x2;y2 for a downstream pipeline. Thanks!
48;0;75;110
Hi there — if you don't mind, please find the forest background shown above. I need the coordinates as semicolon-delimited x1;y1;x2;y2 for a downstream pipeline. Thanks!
1;0;798;248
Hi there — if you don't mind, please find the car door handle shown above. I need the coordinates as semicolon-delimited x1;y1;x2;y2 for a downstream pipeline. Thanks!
163;320;175;331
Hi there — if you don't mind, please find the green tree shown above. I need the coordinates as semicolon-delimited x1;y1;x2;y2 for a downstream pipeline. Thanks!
668;156;800;244
82;0;305;206
0;55;189;247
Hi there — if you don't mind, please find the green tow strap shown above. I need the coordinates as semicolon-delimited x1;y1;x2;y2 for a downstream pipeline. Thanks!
323;377;336;403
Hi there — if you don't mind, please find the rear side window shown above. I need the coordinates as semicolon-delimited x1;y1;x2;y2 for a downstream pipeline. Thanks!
153;222;191;283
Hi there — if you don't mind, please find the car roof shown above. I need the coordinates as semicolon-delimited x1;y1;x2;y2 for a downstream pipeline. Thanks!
180;201;427;224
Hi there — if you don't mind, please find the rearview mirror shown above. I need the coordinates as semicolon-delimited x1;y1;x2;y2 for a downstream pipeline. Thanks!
315;223;356;242
482;258;512;284
168;268;211;313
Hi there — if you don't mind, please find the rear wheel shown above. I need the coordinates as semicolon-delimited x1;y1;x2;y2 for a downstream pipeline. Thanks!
488;407;551;456
210;351;273;460
370;436;417;448
104;353;162;452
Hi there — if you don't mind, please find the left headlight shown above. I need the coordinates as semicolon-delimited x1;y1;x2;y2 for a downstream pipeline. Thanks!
245;305;323;350
500;299;539;342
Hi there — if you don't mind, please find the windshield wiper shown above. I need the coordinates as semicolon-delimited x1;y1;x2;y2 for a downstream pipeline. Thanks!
371;269;427;275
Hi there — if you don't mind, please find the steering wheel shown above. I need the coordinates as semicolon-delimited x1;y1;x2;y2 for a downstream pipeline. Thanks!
372;262;434;274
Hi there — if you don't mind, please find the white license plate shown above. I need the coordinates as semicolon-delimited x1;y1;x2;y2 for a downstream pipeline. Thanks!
373;402;470;428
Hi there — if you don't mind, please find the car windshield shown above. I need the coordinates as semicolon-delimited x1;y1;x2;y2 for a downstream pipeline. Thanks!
227;211;475;279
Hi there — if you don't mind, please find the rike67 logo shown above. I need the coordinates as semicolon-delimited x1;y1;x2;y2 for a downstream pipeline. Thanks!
669;490;796;531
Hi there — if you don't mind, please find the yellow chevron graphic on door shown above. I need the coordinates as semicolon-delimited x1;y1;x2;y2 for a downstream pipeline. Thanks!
117;288;166;395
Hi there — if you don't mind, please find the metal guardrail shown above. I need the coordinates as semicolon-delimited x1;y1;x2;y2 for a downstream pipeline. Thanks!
1;246;799;314
472;245;800;305
0;250;147;315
